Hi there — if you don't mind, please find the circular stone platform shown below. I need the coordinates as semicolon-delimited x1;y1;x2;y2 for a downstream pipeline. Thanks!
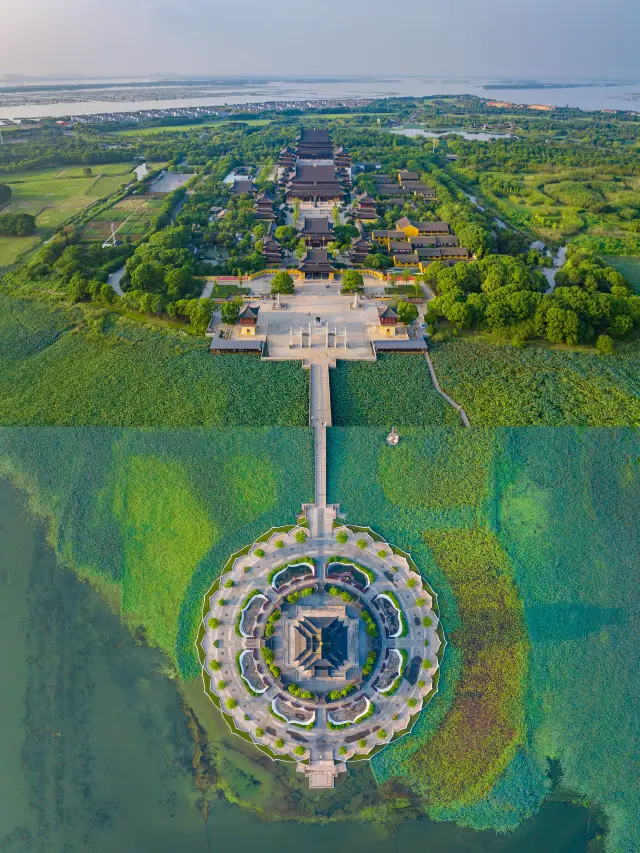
196;519;445;787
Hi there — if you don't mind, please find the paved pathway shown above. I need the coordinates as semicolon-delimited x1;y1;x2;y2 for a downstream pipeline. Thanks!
309;361;332;537
106;265;125;296
424;352;470;427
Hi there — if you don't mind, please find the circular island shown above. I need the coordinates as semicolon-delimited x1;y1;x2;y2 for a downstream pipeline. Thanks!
197;520;445;788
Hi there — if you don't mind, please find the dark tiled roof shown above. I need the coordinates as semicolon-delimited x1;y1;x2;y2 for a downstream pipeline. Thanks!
230;178;255;194
373;338;428;352
294;163;338;184
300;128;331;144
210;338;263;353
301;217;332;234
299;249;336;272
378;305;400;320
238;304;260;321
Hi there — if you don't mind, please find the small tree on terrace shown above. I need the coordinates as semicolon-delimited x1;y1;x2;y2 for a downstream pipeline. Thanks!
271;271;294;295
221;297;242;324
395;300;419;326
341;270;364;293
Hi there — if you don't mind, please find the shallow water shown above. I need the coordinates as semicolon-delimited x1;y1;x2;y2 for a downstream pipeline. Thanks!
0;476;593;853
391;128;512;141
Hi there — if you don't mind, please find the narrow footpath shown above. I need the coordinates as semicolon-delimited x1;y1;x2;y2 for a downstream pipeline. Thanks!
308;361;332;538
424;352;470;427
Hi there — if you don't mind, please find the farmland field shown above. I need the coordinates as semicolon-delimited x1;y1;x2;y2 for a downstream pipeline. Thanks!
0;163;135;264
79;193;166;242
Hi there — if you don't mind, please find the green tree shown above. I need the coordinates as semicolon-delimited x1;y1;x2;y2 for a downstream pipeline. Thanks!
165;266;193;299
271;271;294;295
67;274;87;303
0;184;12;205
596;334;614;354
130;261;165;294
396;300;419;325
221;298;242;324
82;167;93;179
341;270;364;293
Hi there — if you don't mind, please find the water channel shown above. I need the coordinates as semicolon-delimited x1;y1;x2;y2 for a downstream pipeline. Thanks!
0;476;593;852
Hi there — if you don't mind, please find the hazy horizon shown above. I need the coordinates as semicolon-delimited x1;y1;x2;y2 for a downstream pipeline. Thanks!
1;0;639;81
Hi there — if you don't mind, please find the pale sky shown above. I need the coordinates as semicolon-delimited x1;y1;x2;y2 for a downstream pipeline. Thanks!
1;0;639;80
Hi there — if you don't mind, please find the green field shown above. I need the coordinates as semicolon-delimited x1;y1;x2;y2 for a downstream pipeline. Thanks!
0;293;309;427
328;427;640;849
330;355;460;426
112;119;273;136
80;193;166;242
453;163;640;247
0;163;134;264
605;255;640;293
428;338;640;426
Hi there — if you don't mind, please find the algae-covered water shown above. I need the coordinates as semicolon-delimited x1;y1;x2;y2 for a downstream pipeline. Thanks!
0;478;591;853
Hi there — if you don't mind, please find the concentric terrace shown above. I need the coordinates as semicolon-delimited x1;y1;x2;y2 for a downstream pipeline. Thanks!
197;520;445;788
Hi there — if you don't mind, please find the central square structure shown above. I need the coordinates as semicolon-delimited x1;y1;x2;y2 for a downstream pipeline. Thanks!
283;605;359;681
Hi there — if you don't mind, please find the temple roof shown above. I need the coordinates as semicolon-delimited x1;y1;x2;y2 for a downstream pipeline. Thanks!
299;249;336;273
300;216;332;235
293;615;349;672
379;305;400;321
396;217;450;233
300;128;331;144
238;304;259;321
292;163;339;184
230;178;255;195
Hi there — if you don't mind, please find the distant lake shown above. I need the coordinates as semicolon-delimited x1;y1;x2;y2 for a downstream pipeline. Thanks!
391;127;512;141
1;77;640;119
0;475;595;853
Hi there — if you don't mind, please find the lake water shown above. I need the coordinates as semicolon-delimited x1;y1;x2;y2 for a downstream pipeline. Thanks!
1;77;640;120
391;128;512;141
0;475;593;852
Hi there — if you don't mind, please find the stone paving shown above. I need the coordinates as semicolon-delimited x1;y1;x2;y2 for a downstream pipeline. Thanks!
197;522;444;788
